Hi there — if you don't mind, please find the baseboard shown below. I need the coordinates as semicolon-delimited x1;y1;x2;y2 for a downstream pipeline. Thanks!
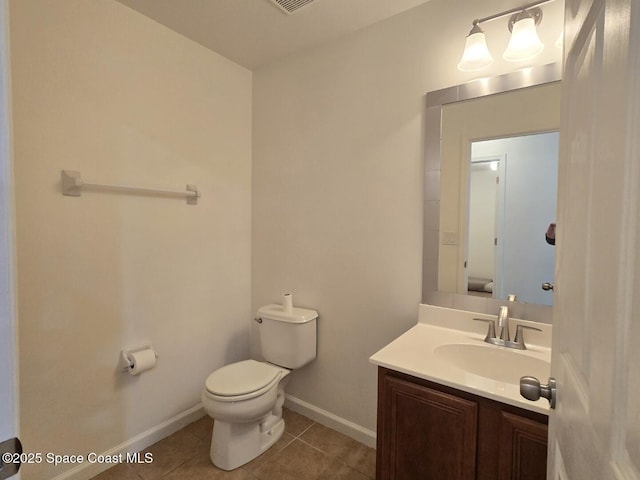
50;404;206;480
284;395;376;448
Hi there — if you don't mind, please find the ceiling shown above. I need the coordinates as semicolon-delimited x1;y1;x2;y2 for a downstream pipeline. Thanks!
116;0;433;70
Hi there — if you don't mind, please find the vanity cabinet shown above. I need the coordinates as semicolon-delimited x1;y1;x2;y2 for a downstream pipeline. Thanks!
376;367;548;480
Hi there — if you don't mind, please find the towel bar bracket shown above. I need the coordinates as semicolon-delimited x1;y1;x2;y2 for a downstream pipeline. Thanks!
61;169;82;197
186;184;199;205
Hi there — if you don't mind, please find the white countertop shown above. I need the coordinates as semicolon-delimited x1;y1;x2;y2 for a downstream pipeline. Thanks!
369;304;551;415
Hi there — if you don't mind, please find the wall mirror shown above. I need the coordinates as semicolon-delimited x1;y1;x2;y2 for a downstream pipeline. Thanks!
423;63;561;307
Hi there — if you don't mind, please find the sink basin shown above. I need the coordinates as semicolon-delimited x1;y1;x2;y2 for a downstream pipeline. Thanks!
434;343;550;385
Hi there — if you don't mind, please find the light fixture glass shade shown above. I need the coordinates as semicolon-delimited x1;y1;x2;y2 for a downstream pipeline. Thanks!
503;15;544;62
457;25;493;71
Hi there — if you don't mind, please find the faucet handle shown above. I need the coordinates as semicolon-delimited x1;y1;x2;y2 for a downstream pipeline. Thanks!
473;318;496;340
513;324;542;348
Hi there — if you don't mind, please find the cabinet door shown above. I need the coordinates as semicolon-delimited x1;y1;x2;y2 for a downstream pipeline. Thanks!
378;373;478;480
498;411;548;480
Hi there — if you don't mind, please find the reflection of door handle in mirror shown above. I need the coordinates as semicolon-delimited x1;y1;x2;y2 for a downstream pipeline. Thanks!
542;282;554;291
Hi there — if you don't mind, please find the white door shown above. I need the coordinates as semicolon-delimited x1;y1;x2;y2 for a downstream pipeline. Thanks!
548;0;640;477
0;0;20;477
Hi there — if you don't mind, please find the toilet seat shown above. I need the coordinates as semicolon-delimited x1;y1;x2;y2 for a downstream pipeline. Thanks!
205;360;285;402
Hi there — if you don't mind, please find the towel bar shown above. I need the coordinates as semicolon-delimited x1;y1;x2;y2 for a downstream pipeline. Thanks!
61;170;199;205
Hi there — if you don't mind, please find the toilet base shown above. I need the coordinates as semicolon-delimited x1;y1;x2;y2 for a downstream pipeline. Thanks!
210;415;285;470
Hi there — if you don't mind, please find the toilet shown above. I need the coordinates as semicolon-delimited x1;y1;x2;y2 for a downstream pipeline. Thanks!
201;303;318;470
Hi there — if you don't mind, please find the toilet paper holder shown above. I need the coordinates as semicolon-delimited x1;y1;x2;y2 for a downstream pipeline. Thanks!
119;345;158;371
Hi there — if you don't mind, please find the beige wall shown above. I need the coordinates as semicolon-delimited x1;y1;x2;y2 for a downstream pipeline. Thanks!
10;1;252;478
252;0;563;433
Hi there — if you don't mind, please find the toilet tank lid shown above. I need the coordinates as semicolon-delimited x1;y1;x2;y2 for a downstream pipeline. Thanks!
257;304;318;323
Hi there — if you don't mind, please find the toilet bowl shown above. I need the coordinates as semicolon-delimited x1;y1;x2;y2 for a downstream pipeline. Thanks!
202;359;290;470
202;304;318;470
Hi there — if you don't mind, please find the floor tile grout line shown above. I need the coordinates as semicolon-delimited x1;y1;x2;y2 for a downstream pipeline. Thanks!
294;435;376;479
291;420;316;439
241;429;303;475
277;433;299;451
155;441;204;479
159;461;189;479
295;435;330;455
288;437;374;479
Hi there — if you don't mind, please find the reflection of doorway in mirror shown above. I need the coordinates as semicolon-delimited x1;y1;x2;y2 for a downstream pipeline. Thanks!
467;155;502;299
468;132;559;305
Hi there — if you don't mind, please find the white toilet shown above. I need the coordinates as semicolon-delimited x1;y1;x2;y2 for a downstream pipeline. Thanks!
201;303;318;470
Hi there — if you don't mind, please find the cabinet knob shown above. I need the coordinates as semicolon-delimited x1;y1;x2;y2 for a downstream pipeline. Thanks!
520;376;557;409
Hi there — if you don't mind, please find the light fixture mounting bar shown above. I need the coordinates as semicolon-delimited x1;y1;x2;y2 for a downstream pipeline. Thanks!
473;0;555;26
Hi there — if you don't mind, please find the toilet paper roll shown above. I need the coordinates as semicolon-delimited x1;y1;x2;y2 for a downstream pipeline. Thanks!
128;348;157;376
282;293;293;313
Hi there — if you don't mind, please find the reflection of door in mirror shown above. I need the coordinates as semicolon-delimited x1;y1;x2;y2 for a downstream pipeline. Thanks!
438;82;561;305
468;133;558;305
467;156;501;298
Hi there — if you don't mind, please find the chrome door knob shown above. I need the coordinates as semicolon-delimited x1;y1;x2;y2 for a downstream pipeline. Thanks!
520;376;557;409
0;437;22;479
542;282;555;291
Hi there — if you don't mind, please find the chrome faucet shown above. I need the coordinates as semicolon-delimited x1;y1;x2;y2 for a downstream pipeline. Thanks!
473;295;541;350
498;294;518;341
497;305;510;341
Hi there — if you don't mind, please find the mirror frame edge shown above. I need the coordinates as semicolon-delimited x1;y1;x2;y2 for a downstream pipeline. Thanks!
423;63;562;323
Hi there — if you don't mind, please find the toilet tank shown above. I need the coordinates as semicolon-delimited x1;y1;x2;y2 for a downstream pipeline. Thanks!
256;304;318;369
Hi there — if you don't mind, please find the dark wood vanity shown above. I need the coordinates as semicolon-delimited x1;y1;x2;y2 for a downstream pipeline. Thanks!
376;367;548;480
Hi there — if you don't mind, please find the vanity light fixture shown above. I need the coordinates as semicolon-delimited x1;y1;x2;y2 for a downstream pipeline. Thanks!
503;8;544;61
457;22;493;71
457;0;555;71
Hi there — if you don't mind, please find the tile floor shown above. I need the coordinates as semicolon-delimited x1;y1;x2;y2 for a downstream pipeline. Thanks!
91;408;376;480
